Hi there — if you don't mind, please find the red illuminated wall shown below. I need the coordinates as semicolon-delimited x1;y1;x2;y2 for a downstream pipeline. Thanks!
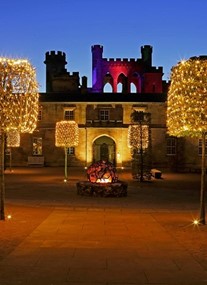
91;45;163;93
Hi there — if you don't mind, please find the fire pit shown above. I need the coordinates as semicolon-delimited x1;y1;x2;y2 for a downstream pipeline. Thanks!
76;160;128;197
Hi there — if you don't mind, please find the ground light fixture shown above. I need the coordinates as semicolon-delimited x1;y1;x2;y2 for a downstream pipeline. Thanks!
7;214;12;220
193;219;199;225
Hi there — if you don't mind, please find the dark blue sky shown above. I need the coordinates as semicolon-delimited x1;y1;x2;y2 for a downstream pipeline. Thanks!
1;0;207;92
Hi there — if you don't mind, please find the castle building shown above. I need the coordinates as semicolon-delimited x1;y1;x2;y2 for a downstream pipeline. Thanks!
9;44;203;172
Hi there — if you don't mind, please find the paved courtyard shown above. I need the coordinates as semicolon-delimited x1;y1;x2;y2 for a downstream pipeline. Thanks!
0;167;207;284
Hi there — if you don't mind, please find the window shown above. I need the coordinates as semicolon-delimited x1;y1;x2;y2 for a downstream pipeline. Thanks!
67;147;75;155
103;83;113;92
64;110;74;120
33;137;42;155
198;139;207;155
130;83;136;93
166;137;176;155
99;110;109;121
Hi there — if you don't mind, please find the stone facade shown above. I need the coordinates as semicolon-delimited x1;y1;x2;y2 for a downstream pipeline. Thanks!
6;44;203;172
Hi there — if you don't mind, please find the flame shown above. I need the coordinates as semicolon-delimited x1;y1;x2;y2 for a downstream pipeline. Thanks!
96;178;111;183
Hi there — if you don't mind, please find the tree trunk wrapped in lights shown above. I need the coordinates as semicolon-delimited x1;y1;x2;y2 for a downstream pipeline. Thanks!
128;125;149;150
6;130;20;171
0;57;39;220
7;130;20;148
167;56;207;225
55;120;79;181
128;111;151;182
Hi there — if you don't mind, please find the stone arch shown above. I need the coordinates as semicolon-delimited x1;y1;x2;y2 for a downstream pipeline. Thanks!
117;73;128;93
130;72;142;93
103;72;113;92
104;83;113;92
92;135;116;165
130;82;136;93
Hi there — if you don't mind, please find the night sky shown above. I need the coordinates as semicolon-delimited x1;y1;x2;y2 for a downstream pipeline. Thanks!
1;0;207;92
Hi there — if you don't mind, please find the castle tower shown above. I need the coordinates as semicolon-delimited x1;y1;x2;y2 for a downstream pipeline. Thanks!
141;45;153;67
44;51;67;92
91;45;103;92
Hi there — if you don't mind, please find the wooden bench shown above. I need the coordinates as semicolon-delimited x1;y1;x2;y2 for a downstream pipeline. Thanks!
151;168;162;179
28;156;44;167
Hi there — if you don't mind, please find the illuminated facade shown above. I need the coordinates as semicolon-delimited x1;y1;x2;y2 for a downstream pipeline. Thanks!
8;45;204;171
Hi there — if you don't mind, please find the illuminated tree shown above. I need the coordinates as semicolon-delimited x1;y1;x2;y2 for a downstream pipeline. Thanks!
128;111;151;182
167;56;207;225
0;58;39;220
55;120;79;181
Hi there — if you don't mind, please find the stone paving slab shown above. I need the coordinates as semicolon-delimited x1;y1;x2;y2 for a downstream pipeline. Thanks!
0;167;207;284
1;208;207;285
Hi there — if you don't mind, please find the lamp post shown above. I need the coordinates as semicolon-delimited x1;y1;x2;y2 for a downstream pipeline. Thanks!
55;120;79;182
0;58;39;220
167;56;207;225
128;111;150;182
85;127;87;169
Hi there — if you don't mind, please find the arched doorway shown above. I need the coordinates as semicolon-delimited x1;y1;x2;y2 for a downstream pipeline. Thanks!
93;136;116;165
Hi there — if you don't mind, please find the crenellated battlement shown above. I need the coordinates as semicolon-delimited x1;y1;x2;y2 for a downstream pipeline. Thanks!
43;44;165;94
45;51;67;65
44;50;81;92
45;50;66;58
91;45;103;51
101;57;162;73
103;58;140;63
150;66;163;72
91;44;164;93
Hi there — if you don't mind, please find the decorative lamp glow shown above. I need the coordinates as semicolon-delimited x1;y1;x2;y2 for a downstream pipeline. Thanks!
55;120;79;181
0;57;39;220
167;56;207;225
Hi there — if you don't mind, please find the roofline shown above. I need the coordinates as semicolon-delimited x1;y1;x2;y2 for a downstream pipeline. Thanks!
39;92;167;103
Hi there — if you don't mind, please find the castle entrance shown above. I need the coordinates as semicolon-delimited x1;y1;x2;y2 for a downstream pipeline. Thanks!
92;136;116;165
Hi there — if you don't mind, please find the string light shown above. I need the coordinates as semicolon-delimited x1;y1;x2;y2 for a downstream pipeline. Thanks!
0;57;39;220
127;125;149;149
55;121;79;147
55;120;79;182
167;56;207;137
7;130;20;147
0;57;39;133
167;56;207;225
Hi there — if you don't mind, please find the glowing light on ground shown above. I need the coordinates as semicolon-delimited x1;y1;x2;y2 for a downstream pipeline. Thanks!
7;215;12;220
193;219;199;225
